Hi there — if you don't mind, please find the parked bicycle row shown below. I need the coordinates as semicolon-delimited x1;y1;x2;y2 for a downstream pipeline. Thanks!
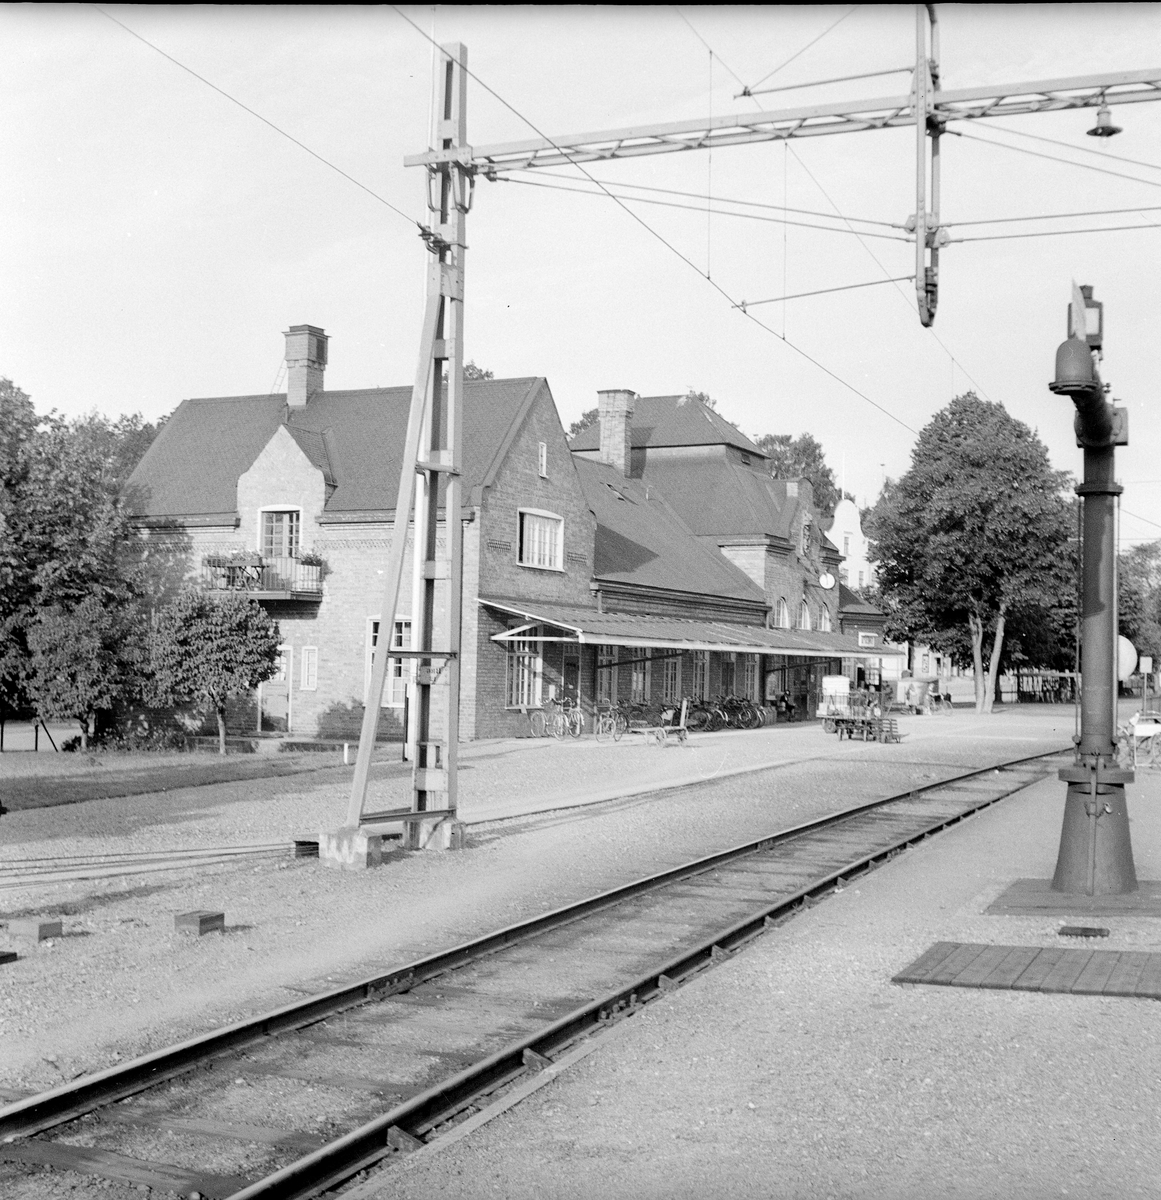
523;695;790;740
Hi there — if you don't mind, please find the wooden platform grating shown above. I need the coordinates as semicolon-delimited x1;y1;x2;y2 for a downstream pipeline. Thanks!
894;941;1161;998
986;879;1161;917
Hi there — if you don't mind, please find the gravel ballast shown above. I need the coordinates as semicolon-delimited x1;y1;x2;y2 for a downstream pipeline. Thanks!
367;765;1161;1200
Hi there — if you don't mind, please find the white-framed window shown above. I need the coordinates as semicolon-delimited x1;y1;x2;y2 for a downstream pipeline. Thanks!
692;650;709;700
797;600;811;630
596;644;618;704
368;617;413;708
858;631;877;648
300;646;318;690
742;654;758;700
660;655;679;703
517;509;563;571
505;626;542;708
858;569;865;588
631;648;651;704
261;508;300;559
818;606;832;633
537;441;548;478
842;534;851;556
775;598;790;629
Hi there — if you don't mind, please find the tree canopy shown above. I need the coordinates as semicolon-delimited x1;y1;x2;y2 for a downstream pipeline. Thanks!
867;392;1074;712
0;379;164;722
147;590;282;754
1120;541;1161;662
752;431;847;518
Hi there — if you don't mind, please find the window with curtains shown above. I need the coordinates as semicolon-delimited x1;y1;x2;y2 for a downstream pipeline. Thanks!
692;651;709;700
518;510;563;570
368;618;412;707
262;509;300;559
505;626;542;708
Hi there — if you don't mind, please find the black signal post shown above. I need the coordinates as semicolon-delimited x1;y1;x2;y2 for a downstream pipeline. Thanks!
1048;288;1136;895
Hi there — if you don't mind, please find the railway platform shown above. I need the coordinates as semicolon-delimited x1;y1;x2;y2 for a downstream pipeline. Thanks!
371;758;1161;1200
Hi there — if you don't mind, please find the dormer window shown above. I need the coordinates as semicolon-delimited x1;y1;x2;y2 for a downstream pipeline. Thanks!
262;510;300;559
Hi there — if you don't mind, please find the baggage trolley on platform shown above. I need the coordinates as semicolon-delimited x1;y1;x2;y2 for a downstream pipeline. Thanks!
628;699;690;746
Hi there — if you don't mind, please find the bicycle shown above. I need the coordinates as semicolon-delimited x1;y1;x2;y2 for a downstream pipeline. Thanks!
595;703;622;741
547;696;585;740
528;706;549;738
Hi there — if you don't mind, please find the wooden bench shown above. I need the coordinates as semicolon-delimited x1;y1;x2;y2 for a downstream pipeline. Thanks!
872;718;904;743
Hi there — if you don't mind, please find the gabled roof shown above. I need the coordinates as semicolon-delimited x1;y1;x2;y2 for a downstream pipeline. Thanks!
574;458;765;605
635;458;796;542
569;394;765;456
838;582;884;616
126;378;547;521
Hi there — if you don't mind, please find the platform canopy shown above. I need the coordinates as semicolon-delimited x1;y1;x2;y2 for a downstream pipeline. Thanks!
482;597;902;661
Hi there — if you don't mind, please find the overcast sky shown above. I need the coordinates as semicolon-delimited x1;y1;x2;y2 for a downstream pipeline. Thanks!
4;4;1161;541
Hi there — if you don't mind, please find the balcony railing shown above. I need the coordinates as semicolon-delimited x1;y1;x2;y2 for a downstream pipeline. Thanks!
202;554;323;600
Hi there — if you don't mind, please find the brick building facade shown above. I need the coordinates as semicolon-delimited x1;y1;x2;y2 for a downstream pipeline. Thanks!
126;329;892;741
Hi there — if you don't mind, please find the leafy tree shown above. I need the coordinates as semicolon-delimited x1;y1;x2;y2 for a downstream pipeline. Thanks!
569;407;599;439
1120;540;1161;661
753;431;844;518
867;393;1073;713
0;391;163;722
463;361;493;380
147;590;281;754
0;379;39;716
25;597;134;749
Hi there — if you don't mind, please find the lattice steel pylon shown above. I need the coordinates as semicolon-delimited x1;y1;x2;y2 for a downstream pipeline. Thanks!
406;15;1161;331
341;42;470;851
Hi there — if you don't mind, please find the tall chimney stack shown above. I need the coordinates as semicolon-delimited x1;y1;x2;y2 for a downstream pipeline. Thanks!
597;388;636;477
284;325;328;407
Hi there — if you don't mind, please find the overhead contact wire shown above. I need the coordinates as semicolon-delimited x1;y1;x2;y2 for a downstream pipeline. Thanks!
391;4;917;434
92;5;422;229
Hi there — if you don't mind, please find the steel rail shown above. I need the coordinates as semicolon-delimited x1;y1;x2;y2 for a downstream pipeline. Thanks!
0;747;1065;1152
228;751;1061;1200
405;70;1161;172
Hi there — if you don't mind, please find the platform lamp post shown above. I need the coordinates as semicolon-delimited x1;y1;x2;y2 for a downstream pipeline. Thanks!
1048;285;1136;896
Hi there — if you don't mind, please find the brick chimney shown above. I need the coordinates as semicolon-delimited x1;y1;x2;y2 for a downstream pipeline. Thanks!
597;389;636;477
284;325;328;407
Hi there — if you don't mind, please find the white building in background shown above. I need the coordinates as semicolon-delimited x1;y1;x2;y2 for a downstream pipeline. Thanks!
829;497;876;591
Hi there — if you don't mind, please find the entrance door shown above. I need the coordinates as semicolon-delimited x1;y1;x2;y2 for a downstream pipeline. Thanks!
562;651;580;704
260;644;291;732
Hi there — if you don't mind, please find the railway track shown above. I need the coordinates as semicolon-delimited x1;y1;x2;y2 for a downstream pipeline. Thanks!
0;750;1063;1200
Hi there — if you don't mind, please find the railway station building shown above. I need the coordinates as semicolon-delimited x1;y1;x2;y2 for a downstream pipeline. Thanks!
125;326;891;742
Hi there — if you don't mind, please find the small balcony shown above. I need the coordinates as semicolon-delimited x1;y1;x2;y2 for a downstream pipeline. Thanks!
202;554;324;602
